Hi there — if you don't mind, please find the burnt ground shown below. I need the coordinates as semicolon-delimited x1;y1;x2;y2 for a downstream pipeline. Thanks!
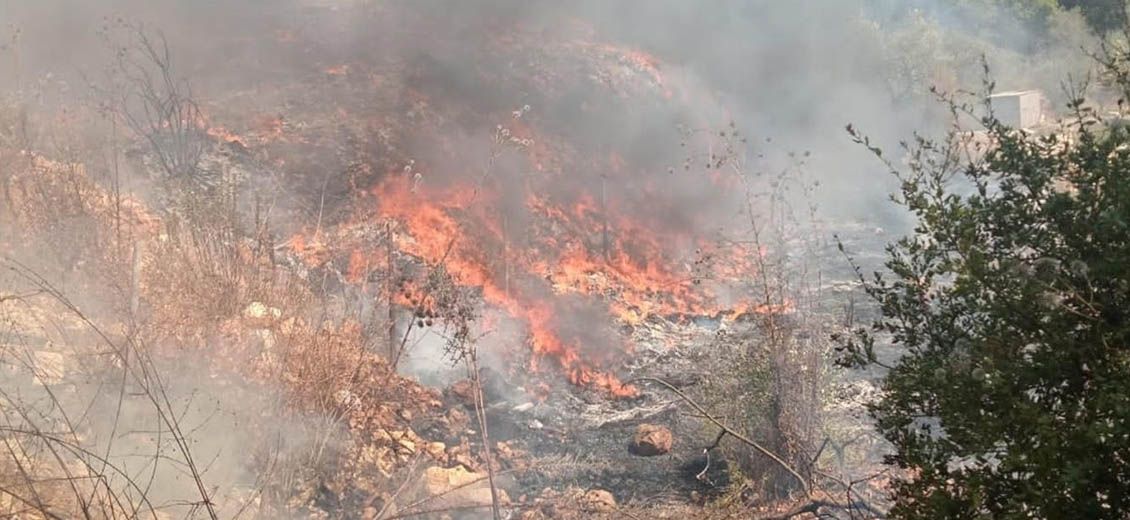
398;220;902;510
443;324;740;507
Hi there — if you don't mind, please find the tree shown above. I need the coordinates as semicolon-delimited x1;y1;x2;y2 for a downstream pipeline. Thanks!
840;68;1130;517
949;0;1062;32
1059;0;1128;33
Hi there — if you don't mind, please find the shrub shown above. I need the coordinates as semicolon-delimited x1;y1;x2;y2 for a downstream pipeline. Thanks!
841;70;1130;517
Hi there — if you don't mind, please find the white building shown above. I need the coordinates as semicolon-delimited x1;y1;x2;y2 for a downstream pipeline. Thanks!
989;90;1048;129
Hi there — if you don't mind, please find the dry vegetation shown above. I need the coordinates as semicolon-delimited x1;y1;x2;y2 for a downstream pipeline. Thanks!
0;88;466;517
0;6;905;519
0;88;870;520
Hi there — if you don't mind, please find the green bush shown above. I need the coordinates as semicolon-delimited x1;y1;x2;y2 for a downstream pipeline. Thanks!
1060;0;1128;33
841;75;1130;516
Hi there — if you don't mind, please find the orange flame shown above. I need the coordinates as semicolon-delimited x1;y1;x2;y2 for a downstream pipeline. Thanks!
206;126;248;147
269;38;783;397
324;64;351;76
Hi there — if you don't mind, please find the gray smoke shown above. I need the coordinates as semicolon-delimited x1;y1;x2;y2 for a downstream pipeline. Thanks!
0;0;1102;514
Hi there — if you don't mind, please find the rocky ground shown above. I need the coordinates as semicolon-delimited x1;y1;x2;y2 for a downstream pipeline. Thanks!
0;2;903;517
0;139;901;519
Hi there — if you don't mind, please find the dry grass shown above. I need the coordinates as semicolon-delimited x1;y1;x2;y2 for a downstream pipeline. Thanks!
0;90;455;517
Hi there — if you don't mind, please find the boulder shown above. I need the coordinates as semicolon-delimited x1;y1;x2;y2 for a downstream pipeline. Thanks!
408;466;509;517
629;424;672;456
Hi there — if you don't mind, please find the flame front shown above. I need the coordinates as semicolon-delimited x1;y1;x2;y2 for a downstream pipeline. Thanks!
358;174;640;396
252;33;789;397
293;146;780;397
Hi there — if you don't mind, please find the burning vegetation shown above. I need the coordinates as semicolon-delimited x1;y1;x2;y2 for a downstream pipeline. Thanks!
0;4;831;517
3;1;1125;519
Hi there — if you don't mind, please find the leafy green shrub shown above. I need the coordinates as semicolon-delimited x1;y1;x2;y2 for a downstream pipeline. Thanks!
841;73;1130;516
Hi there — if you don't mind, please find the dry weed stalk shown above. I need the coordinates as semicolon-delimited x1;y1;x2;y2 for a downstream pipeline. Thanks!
678;123;836;505
97;22;207;189
1;257;220;519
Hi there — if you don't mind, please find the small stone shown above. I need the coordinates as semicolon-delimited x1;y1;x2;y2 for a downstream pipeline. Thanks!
629;424;673;456
426;442;446;459
243;301;281;320
582;489;616;513
448;379;476;407
445;408;470;433
452;452;476;471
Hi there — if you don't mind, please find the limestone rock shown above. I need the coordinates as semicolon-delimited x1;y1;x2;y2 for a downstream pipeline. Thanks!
31;350;67;386
582;489;617;513
408;466;509;517
243;301;281;321
425;441;447;462
448;379;477;408
629;423;673;456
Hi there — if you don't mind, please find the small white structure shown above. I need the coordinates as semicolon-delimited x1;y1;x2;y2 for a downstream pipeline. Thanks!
989;90;1047;129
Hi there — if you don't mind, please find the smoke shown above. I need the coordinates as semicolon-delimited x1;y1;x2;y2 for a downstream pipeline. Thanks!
310;1;1097;390
0;0;1103;512
0;303;329;517
4;0;1098;372
2;0;1096;220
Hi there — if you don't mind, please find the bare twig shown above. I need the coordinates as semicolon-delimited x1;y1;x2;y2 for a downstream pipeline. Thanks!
2;257;219;519
626;376;810;493
468;350;501;520
767;498;883;520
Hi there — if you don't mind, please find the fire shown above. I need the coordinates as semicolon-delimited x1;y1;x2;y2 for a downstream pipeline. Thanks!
324;64;351;76
526;303;638;396
206;126;248;147
581;43;673;99
278;123;790;397
201;105;296;149
347;249;371;282
252;114;288;142
263;28;781;397
288;233;331;268
301;151;782;398
360;173;642;396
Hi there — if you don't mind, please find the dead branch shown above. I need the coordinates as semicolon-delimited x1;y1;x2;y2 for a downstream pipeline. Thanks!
767;499;881;520
109;25;207;184
0;426;163;518
371;456;424;519
811;468;888;519
2;257;219;519
468;345;502;520
588;401;678;430
626;376;810;493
